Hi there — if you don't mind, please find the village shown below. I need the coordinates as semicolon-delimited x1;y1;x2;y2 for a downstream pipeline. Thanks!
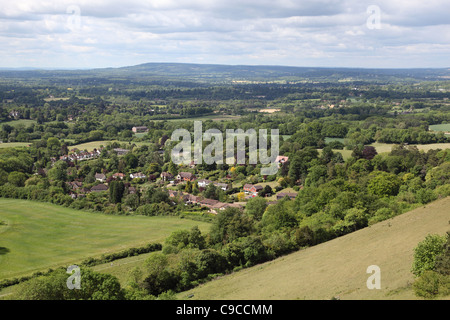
50;144;298;215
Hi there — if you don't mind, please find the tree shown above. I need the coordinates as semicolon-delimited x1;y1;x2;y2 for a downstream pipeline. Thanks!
261;199;298;232
209;207;254;245
13;267;124;300
294;226;315;247
245;197;267;221
411;234;447;277
168;160;178;176
124;153;138;169
142;253;178;296
361;146;377;160
184;180;192;193
7;171;27;187
435;232;450;276
237;192;245;201
366;171;401;197
192;181;199;195
47;161;68;182
109;180;125;204
194;249;228;279
258;185;273;197
88;130;104;141
46;137;61;157
203;183;219;200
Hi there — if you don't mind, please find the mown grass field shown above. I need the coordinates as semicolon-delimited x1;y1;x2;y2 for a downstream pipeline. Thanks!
1;119;36;128
369;142;450;154
178;196;450;300
0;198;211;280
429;123;450;132
0;142;31;149
70;140;152;151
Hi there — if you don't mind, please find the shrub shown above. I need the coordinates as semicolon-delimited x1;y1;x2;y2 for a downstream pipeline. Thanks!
411;234;447;277
413;270;441;298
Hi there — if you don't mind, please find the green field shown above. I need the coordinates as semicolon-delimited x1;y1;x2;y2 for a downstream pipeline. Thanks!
0;142;31;149
1;120;36;128
71;140;153;151
178;196;450;300
163;114;241;122
0;198;210;280
429;123;450;132
91;251;159;285
370;142;450;154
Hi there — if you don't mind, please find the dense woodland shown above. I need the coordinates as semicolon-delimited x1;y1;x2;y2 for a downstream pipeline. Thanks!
1;65;449;299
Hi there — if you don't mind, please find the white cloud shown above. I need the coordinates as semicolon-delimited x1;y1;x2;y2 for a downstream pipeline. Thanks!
0;0;449;68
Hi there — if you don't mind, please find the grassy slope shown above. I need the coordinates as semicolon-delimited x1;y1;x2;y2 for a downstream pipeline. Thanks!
178;196;450;300
0;198;210;280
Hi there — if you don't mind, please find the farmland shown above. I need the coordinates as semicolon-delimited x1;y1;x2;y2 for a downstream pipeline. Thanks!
0;198;211;280
0;63;449;301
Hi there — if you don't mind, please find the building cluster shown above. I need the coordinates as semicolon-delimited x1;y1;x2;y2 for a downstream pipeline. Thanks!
55;148;103;163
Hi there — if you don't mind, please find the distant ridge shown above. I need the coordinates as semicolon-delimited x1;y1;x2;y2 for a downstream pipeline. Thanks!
1;62;449;83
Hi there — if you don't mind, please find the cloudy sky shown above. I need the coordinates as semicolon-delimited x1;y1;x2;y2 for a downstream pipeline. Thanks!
1;0;449;69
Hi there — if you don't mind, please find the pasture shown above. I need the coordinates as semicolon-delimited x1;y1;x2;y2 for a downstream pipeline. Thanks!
0;198;210;280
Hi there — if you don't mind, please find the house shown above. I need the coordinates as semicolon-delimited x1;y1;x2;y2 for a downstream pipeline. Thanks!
209;202;243;214
127;186;137;194
95;173;106;182
214;182;229;191
198;198;220;208
243;184;263;196
275;155;289;165
130;172;146;179
197;179;212;188
112;173;125;180
168;190;181;198
67;181;83;190
209;202;228;214
183;194;201;204
276;192;297;200
160;172;174;182
113;148;129;156
90;184;108;192
78;187;90;194
177;172;196;182
132;126;148;133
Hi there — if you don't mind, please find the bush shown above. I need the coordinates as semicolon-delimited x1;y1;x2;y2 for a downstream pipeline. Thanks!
411;234;447;277
413;270;441;298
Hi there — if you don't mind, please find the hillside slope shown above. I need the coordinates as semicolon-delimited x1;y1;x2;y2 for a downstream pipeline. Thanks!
179;197;450;300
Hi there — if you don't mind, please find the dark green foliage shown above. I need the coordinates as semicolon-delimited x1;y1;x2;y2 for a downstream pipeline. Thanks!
13;267;124;300
435;232;450;276
209;207;254;245
109;180;125;203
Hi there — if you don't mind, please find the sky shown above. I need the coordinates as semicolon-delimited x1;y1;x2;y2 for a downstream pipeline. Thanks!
0;0;449;69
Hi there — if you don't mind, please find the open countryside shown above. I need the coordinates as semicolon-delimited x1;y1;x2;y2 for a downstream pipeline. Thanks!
0;63;449;301
0;198;210;280
179;196;450;300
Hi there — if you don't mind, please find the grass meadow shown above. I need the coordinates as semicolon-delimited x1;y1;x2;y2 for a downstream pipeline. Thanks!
0;198;210;281
429;123;450;132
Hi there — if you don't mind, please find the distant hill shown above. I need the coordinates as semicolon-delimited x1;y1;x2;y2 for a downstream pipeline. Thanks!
0;62;449;84
178;196;450;300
